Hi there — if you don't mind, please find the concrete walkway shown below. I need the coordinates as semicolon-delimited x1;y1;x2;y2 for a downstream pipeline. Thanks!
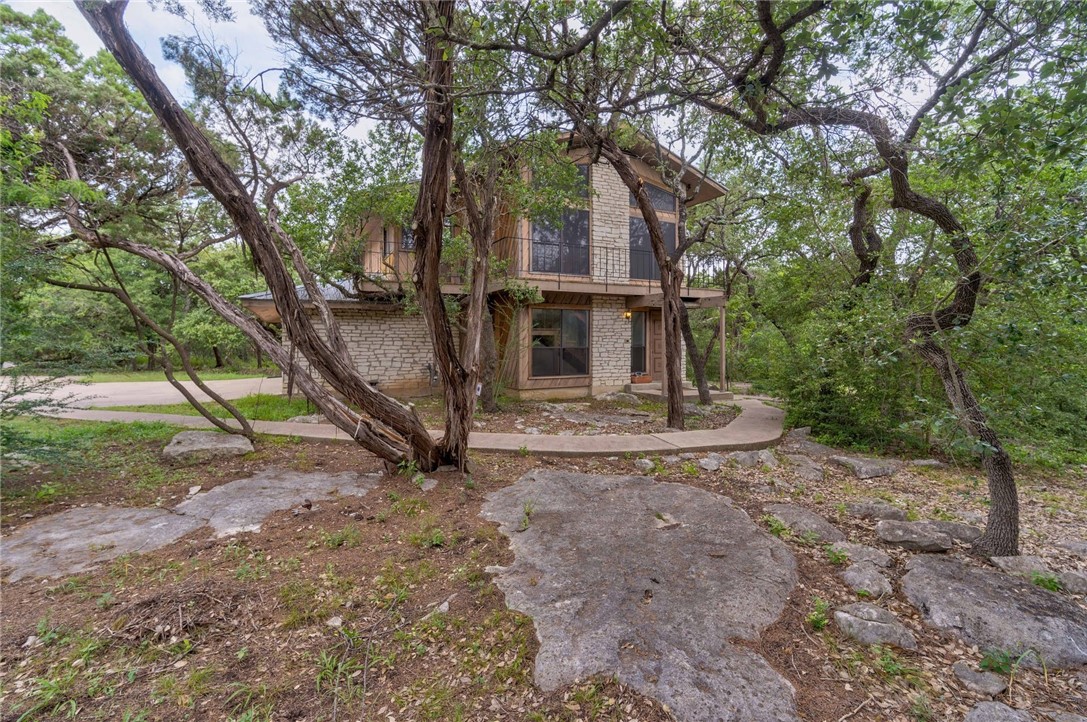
50;395;783;457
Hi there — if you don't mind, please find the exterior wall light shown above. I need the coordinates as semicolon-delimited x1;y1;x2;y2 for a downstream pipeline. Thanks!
623;311;632;320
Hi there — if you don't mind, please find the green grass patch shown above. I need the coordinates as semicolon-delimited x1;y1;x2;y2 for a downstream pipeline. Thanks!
105;394;314;422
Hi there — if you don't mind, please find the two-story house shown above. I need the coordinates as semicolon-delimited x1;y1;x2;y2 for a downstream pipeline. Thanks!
240;137;727;400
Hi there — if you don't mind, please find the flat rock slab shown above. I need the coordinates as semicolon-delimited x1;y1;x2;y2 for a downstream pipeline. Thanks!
482;470;801;722
162;431;253;465
952;660;1008;696
829;541;891;568
990;555;1051;578
728;450;778;468
902;555;1087;669
846;499;907;521
834;602;916;649
783;454;823;481
1055;540;1087;558
1;507;203;582
830;455;901;479
781;438;837;460
965;702;1034;722
764;503;845;543
175;469;378;537
841;562;893;597
916;520;982;544
876;520;952;552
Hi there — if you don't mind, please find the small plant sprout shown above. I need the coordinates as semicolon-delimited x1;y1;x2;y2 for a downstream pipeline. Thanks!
396;459;419;477
806;597;831;630
825;545;848;565
761;514;789;538
1031;571;1063;592
518;445;530;457
519;499;536;531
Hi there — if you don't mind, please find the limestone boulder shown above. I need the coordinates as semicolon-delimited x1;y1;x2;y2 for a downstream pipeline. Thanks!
482;470;802;721
162;431;253;465
990;555;1050;578
764;504;845;543
783;454;823;482
598;391;640;405
829;541;891;568
964;702;1034;722
952;661;1008;696
875;520;952;552
917;520;983;544
830;455;901;479
728;449;778;468
846;499;907;522
834;602;916;649
902;555;1087;668
840;562;893;597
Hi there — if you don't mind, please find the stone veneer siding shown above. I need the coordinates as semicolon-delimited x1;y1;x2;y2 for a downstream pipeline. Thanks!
590;296;631;393
589;161;630;283
282;307;445;396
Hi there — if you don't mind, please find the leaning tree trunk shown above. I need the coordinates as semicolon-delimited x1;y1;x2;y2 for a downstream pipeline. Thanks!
597;139;686;428
678;303;719;406
77;0;442;469
478;303;500;413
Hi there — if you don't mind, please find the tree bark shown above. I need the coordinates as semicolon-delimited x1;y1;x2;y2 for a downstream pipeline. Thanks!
678;303;719;405
212;345;224;368
77;0;442;468
596;138;686;428
478;302;500;413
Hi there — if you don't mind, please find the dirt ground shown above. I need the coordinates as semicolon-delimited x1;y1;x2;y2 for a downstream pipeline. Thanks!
1;426;1085;721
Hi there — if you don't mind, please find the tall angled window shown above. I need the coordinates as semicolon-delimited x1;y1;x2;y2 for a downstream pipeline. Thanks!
530;308;589;377
629;183;678;281
531;165;590;276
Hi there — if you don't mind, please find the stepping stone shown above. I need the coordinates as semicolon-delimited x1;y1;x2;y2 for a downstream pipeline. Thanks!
834;602;916;649
1055;540;1087;558
598;391;639;405
727;449;778;468
764;504;845;543
1;507;203;582
875;520;952;552
698;457;721;472
482;470;801;722
783;454;823;481
902;555;1087;668
829;455;901;479
1041;712;1087;722
175;469;379;537
840;562;892;597
917;520;983;544
965;702;1034;722
829;541;891;568
952;660;1008;696
633;458;655;473
162;431;253;465
846;499;907;522
1058;571;1087;595
785;438;837;460
909;458;947;468
990;555;1050;578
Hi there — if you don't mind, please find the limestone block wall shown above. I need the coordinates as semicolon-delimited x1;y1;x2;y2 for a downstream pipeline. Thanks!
591;295;631;392
590;161;629;283
281;307;444;396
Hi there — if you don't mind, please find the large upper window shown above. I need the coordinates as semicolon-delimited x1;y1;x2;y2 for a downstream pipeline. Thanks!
400;226;417;251
530;308;589;377
531;165;590;276
630;184;678;213
629;217;676;281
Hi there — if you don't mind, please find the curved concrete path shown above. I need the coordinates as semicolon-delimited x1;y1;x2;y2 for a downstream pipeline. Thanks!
49;395;783;457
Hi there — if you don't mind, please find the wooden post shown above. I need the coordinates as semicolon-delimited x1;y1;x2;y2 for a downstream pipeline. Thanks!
719;305;727;391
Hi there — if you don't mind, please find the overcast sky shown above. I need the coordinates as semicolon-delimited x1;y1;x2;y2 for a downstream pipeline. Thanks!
13;1;282;102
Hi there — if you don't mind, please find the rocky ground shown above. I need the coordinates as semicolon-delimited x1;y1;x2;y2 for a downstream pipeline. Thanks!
1;422;1085;721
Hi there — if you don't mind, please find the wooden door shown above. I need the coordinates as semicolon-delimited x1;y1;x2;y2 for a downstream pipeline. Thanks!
647;310;664;380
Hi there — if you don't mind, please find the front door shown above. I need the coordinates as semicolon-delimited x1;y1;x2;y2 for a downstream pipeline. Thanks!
647;310;665;380
631;311;647;375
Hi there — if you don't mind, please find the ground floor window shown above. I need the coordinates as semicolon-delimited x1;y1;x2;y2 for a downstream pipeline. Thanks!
530;308;589;377
630;310;646;373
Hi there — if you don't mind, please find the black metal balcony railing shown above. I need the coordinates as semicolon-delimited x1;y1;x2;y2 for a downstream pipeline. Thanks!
505;238;722;293
346;242;723;294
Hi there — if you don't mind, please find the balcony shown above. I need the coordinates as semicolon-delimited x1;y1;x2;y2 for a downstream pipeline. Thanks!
498;238;723;296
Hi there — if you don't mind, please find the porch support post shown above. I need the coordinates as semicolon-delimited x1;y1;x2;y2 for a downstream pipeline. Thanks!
719;305;727;391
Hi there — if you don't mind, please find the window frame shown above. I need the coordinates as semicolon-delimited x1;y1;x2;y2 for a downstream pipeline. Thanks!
528;164;591;277
528;306;591;379
628;181;679;281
